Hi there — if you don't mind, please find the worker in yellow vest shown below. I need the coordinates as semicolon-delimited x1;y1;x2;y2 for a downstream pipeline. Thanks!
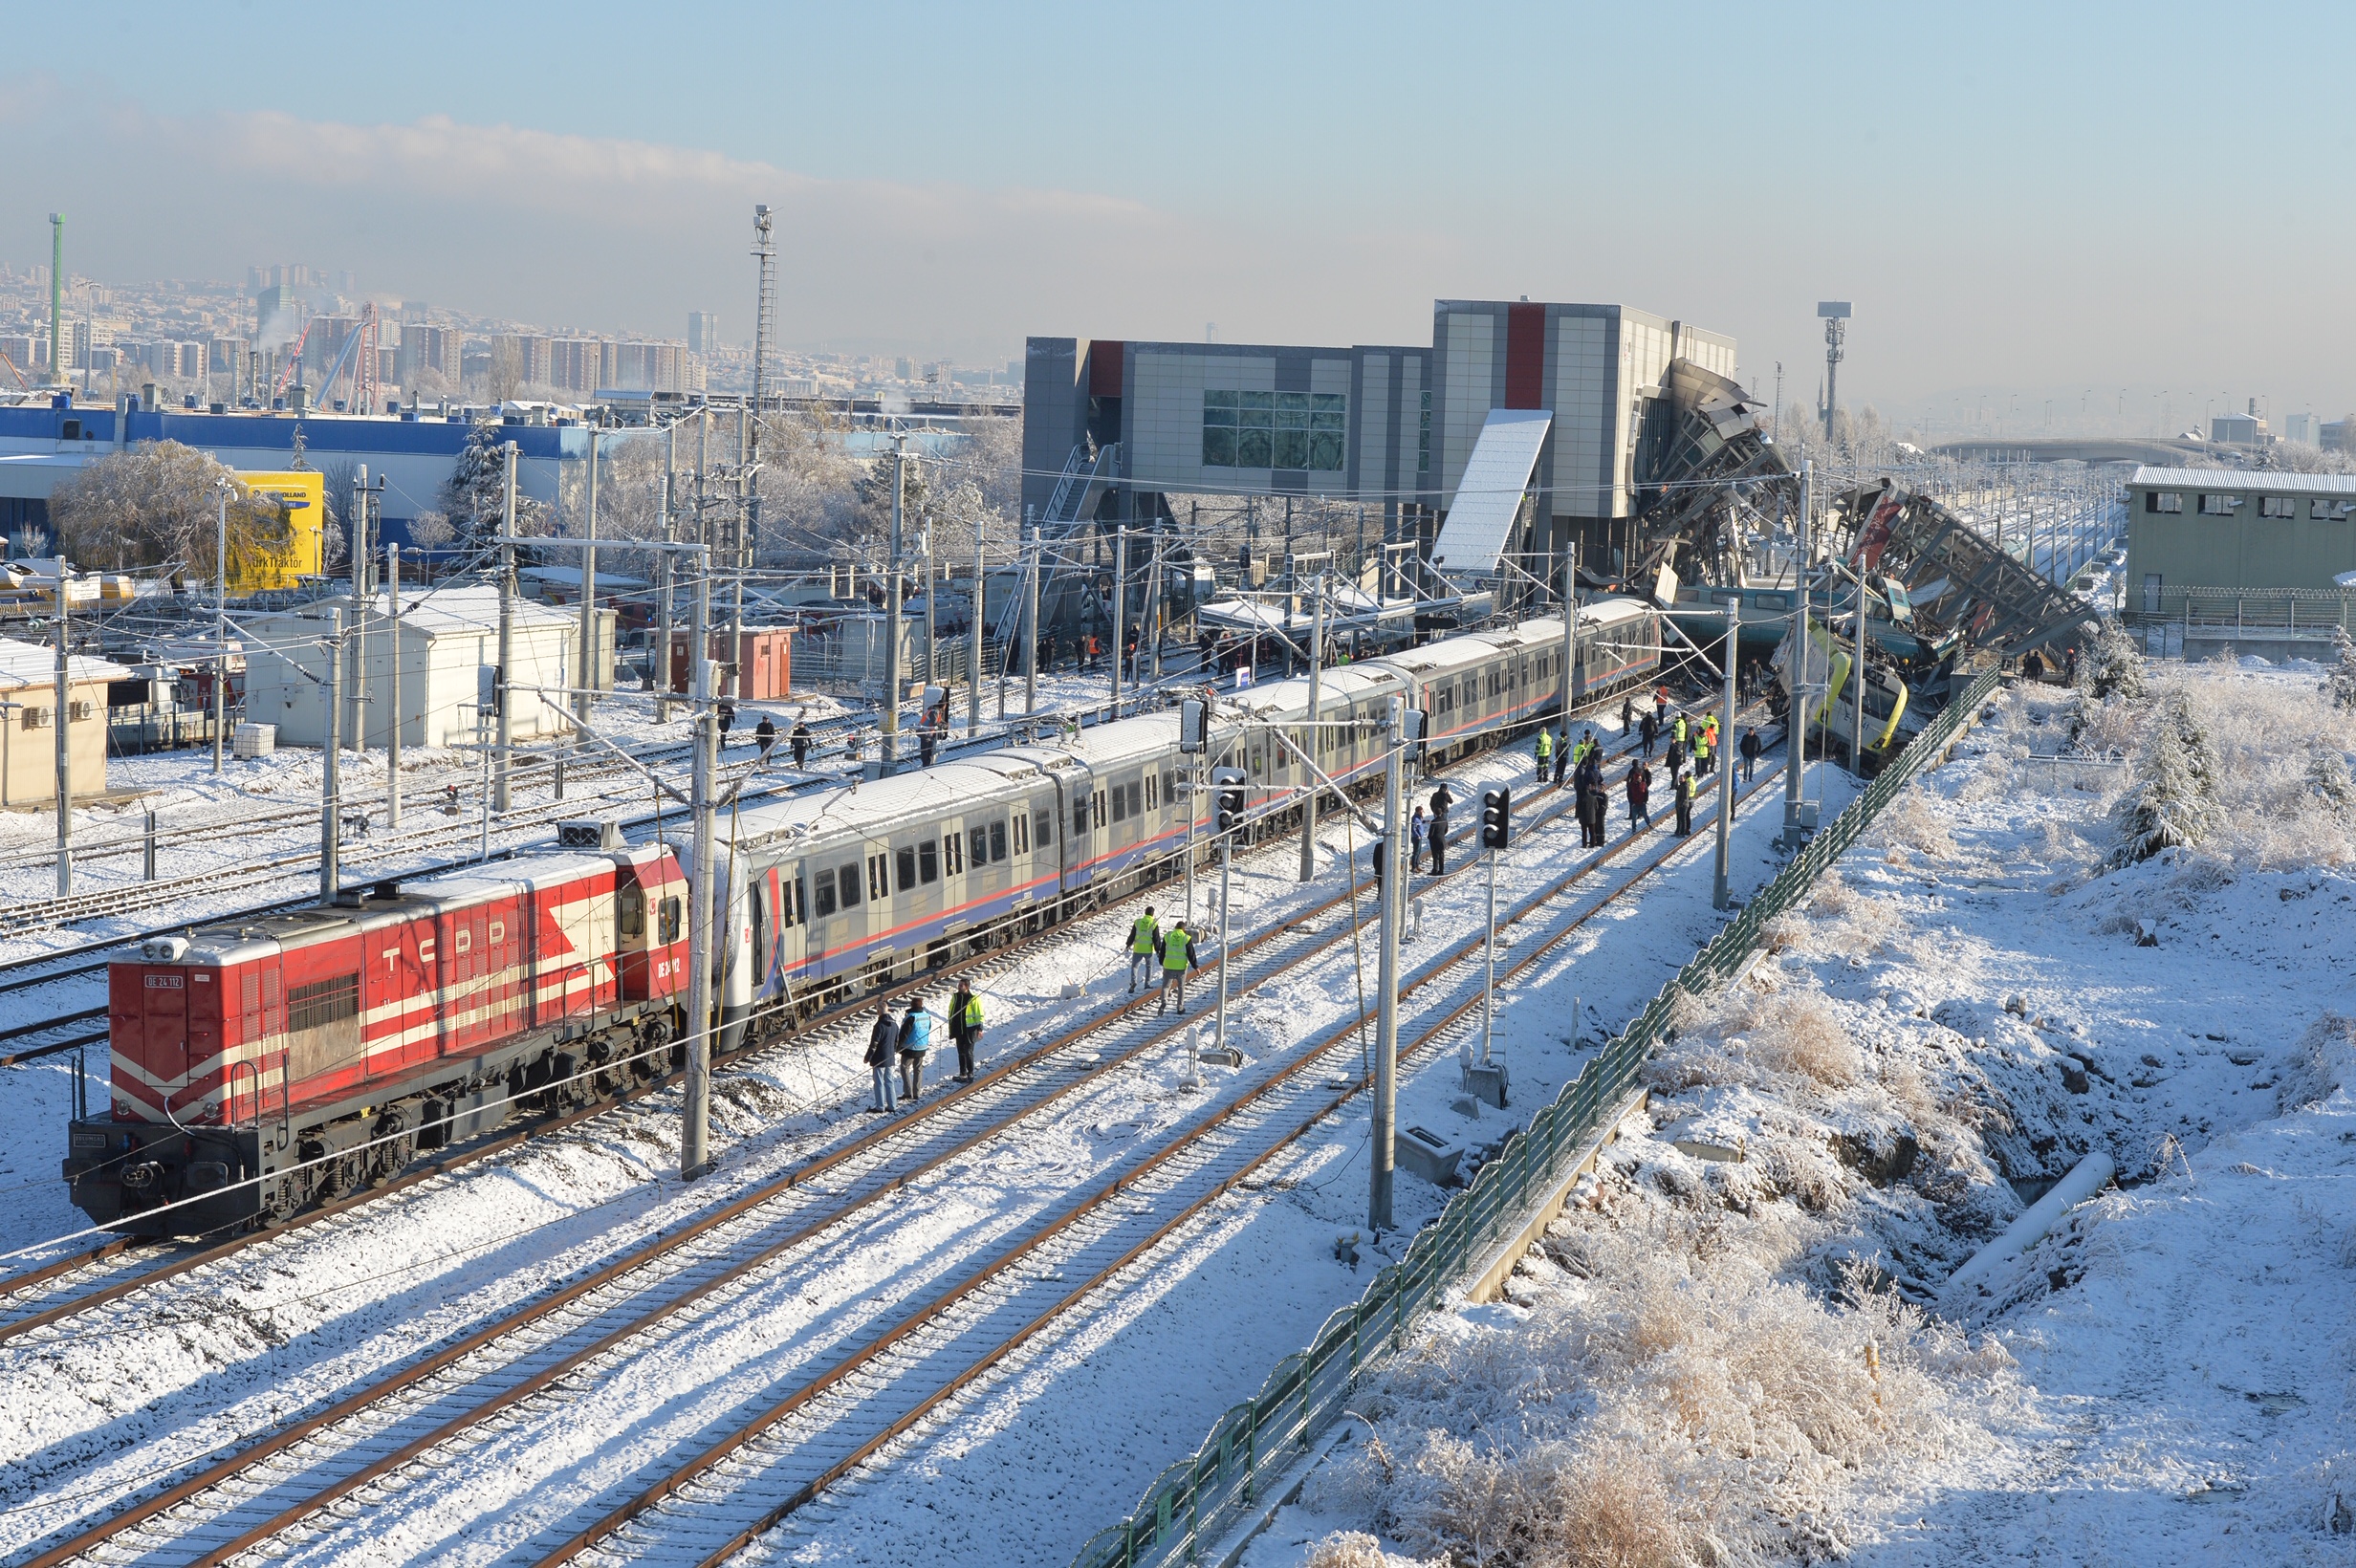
1124;906;1162;994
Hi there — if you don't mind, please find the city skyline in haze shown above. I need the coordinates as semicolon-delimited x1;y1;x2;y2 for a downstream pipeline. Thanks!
2;0;2349;434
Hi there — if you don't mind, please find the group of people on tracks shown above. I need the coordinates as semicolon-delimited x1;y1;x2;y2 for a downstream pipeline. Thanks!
865;976;988;1113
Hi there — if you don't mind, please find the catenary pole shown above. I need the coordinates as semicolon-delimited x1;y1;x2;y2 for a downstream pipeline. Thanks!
883;429;905;771
53;557;70;896
1784;460;1811;843
1110;525;1126;720
1022;517;1039;717
320;607;342;901
1298;571;1324;882
494;443;516;813
578;427;599;730
212;480;229;773
656;418;675;723
1713;596;1739;908
1370;694;1405;1230
348;465;368;754
682;559;715;1178
968;508;984;735
385;543;402;829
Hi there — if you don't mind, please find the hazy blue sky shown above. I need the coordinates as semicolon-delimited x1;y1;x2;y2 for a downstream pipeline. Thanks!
5;0;2349;431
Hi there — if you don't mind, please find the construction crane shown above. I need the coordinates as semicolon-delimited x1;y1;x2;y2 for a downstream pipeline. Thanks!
0;350;28;393
308;302;381;413
272;318;315;399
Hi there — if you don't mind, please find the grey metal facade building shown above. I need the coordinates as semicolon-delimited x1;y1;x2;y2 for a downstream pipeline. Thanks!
1022;299;1735;577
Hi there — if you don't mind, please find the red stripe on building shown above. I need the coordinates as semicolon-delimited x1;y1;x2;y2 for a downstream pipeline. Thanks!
1505;304;1545;410
1088;340;1125;398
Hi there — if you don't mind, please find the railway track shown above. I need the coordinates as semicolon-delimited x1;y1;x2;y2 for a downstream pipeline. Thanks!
0;697;1718;1333
6;730;1779;1568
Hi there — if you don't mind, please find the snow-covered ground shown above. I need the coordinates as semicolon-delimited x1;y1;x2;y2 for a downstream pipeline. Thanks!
1252;659;2356;1568
0;686;1798;1567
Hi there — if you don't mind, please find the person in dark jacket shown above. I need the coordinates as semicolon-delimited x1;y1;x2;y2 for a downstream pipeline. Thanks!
919;727;938;768
789;713;813;770
1640;709;1658;757
1427;784;1453;874
755;714;776;766
949;978;984;1082
1626;759;1652;831
1739;726;1762;783
1674;768;1694;837
1666;733;1685;777
865;1002;899;1112
1620;695;1635;736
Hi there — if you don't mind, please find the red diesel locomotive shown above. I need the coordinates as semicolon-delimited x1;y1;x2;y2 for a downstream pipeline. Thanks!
63;829;690;1236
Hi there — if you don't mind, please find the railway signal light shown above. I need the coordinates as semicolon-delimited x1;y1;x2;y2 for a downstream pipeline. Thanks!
1212;765;1247;834
1480;787;1511;850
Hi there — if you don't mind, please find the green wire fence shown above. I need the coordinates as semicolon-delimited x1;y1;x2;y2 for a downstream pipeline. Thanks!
1070;668;2003;1568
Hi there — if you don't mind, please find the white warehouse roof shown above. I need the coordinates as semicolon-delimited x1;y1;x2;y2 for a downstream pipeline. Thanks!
2128;467;2356;495
0;635;134;689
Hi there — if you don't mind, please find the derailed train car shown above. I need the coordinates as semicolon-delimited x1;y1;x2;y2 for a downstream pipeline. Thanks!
68;599;1660;1236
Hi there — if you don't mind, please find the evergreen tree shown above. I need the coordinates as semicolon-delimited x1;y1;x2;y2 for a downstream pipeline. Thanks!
2113;689;2219;862
440;419;516;551
2326;628;2356;711
2306;743;2356;816
2081;618;2146;701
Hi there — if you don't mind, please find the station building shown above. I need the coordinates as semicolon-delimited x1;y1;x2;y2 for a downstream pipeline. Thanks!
1022;300;1739;580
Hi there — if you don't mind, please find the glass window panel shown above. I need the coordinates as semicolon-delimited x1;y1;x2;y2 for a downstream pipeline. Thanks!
990;821;1007;861
1239;405;1274;429
1236;428;1273;467
1311;410;1345;431
1204;389;1238;409
1276;405;1308;429
1312;392;1347;413
1202;427;1236;467
1276;391;1310;412
919;841;939;882
1273;429;1310;469
971;826;988;864
895;847;917;891
1239;390;1274;411
1309;430;1345;470
816;879;838;918
840;863;862;907
1202;405;1235;427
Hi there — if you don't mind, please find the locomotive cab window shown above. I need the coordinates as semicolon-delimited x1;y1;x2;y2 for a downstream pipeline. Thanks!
660;896;683;941
618;886;645;940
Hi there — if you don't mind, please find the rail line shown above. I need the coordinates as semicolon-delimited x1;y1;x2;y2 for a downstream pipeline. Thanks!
10;731;1776;1568
0;702;1669;1339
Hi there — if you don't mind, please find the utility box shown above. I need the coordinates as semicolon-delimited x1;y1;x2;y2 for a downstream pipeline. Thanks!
1464;1061;1509;1109
1394;1124;1464;1187
670;628;794;700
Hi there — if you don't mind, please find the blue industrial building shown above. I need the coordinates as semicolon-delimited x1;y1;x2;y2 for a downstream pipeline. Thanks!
0;397;583;558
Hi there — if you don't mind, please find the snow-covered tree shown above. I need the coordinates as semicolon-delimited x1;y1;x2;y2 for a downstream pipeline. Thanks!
439;419;545;551
2081;619;2146;701
2306;743;2356;816
2324;628;2356;711
2114;688;2219;862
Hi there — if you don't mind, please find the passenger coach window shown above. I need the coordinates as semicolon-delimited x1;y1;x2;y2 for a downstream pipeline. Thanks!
1013;813;1030;854
1035;808;1053;847
919;841;939;883
817;878;838;919
1074;799;1090;838
970;825;988;865
862;858;882;904
896;847;918;892
946;833;965;875
1110;784;1128;824
990;820;1007;861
